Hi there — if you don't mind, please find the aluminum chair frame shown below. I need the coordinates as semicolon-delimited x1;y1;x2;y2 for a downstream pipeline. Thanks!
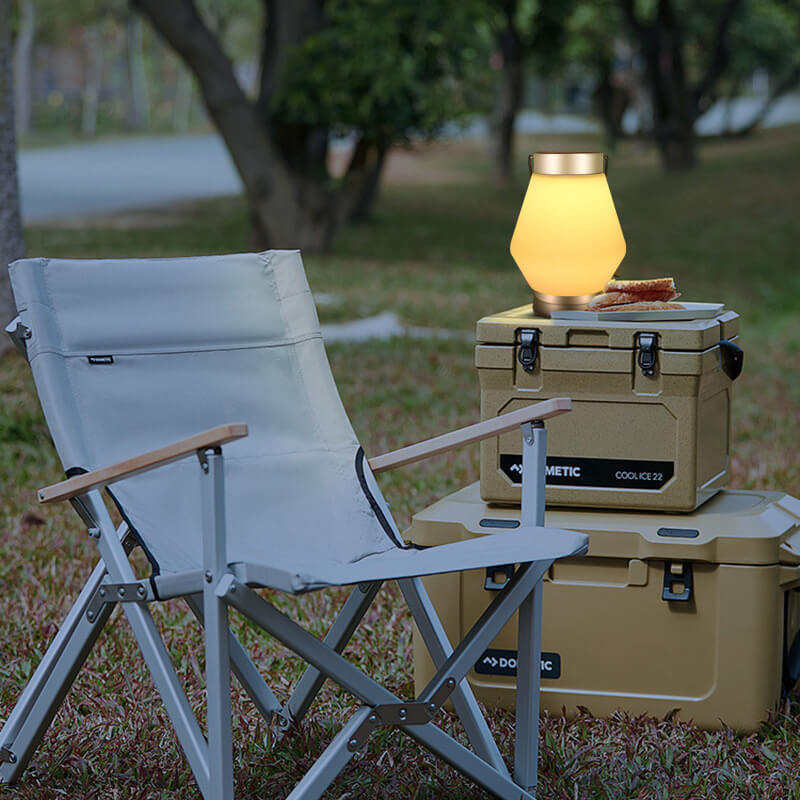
0;401;579;800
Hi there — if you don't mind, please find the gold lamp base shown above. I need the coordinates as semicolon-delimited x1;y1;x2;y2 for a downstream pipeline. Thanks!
532;291;596;318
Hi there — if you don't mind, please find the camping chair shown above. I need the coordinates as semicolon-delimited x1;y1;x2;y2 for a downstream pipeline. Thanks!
0;251;588;799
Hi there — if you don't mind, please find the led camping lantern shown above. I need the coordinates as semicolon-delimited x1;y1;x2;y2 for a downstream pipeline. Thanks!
510;152;626;318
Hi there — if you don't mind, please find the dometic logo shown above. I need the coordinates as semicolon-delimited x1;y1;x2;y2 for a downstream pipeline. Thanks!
474;648;561;679
505;463;583;478
547;464;581;478
499;455;674;490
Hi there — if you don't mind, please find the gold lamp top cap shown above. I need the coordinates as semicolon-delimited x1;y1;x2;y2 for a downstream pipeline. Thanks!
529;151;607;176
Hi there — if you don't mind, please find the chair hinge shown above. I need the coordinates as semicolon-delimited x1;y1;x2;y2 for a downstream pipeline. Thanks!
517;329;539;373
4;318;32;362
86;581;152;623
662;561;693;602
347;678;457;752
0;745;17;764
637;332;658;377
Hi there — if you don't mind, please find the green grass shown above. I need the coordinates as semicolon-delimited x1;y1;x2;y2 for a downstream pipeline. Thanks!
2;127;800;798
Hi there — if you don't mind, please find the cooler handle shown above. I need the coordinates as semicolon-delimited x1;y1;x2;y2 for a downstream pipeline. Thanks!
780;542;800;567
719;339;744;381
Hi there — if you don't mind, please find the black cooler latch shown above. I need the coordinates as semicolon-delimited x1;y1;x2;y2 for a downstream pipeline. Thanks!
719;339;744;381
485;564;515;591
662;561;693;602
517;329;539;373
637;332;658;377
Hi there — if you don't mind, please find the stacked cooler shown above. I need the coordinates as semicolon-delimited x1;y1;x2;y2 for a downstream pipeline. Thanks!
408;305;800;731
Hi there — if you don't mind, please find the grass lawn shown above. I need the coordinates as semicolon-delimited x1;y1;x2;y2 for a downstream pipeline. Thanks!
1;126;799;798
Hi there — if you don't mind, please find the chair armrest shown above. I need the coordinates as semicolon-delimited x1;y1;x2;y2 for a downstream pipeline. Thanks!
367;397;571;474
38;423;249;504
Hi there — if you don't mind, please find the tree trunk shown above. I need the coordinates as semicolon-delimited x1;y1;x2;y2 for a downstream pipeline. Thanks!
653;126;696;170
489;2;523;185
619;0;742;172
133;0;336;251
644;1;697;171
126;13;150;130
12;0;35;139
338;134;390;223
593;58;630;153
1;0;25;352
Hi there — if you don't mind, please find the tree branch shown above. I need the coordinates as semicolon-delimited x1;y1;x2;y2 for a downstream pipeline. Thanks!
257;0;278;116
731;63;800;136
131;0;278;186
256;0;326;118
691;0;744;115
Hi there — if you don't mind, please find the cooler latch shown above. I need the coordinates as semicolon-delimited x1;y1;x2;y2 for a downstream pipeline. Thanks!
517;329;539;373
662;561;693;602
485;564;515;591
637;332;658;377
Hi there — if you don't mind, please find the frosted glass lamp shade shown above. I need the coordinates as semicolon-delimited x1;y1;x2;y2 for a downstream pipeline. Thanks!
510;152;626;315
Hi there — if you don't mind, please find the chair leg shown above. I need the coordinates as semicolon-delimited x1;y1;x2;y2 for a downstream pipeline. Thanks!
515;418;547;791
201;449;234;800
281;582;381;731
203;583;233;800
514;580;542;792
0;557;115;784
185;594;282;726
86;493;212;796
398;577;510;777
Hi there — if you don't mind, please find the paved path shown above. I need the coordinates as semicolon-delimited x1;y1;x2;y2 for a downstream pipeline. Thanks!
18;95;800;224
19;134;242;223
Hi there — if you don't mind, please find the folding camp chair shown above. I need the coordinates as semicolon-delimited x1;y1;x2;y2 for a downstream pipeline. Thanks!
1;251;588;799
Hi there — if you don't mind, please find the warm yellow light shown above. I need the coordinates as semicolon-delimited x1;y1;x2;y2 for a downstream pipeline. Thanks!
510;154;626;309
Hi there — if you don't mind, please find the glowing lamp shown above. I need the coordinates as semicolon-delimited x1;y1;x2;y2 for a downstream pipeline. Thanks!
510;152;626;317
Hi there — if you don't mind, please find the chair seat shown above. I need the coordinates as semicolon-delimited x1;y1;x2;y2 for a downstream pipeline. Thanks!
232;526;589;593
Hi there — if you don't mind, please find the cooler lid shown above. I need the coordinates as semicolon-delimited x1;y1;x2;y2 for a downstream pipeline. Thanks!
476;305;739;351
408;483;800;567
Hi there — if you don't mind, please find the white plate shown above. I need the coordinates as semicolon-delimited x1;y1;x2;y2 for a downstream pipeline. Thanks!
550;302;725;322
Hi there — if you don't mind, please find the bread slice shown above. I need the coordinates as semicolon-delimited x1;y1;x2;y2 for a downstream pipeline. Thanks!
604;277;676;293
598;301;684;312
588;289;680;310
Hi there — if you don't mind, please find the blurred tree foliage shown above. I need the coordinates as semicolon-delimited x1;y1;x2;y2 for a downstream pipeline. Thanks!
616;0;746;170
272;0;489;221
724;0;800;133
134;0;489;250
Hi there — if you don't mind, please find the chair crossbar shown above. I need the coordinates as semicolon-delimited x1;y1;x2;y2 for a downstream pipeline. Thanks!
218;576;537;800
185;595;282;725
0;556;116;784
417;559;550;703
281;581;382;733
399;576;511;777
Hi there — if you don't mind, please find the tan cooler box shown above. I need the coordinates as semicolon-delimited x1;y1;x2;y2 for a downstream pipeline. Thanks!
409;483;800;732
477;306;743;511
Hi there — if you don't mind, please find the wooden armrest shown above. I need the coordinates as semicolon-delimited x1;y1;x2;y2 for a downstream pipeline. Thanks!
38;423;249;504
367;397;571;474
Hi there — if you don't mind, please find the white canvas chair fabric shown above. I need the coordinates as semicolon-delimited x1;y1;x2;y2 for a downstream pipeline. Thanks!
3;251;589;799
10;251;406;578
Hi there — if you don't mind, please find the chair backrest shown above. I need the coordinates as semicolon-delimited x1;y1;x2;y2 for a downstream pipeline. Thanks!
9;251;403;575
